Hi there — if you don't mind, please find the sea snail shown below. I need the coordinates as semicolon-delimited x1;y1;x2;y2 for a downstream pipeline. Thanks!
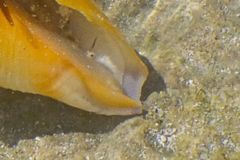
0;0;148;115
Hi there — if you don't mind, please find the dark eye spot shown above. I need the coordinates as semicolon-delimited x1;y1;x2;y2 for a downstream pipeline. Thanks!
87;51;95;58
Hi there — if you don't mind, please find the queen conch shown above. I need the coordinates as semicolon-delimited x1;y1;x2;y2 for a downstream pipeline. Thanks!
0;0;148;115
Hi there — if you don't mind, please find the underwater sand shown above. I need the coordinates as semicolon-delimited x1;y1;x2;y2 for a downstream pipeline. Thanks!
0;0;240;159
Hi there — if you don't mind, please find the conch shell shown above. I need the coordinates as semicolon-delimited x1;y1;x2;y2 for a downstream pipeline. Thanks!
0;0;148;115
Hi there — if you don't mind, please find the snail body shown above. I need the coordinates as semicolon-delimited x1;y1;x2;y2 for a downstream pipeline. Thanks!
0;0;148;115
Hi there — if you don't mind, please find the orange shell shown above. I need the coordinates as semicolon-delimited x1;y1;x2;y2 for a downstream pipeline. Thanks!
0;0;148;115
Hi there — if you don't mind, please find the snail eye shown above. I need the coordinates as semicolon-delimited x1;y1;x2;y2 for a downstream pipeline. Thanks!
86;37;98;59
87;51;95;58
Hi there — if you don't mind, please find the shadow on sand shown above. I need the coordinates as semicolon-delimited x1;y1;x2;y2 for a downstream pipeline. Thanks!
0;88;137;146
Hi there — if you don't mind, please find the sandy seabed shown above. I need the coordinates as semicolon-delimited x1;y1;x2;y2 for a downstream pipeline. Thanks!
0;0;240;159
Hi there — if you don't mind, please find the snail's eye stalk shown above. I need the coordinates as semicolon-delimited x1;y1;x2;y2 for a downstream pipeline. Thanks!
0;0;14;25
90;37;98;51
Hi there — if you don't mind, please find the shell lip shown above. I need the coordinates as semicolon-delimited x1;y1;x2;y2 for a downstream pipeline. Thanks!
98;105;143;116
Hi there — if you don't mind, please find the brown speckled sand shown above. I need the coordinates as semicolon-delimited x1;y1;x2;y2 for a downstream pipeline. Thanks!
0;0;239;159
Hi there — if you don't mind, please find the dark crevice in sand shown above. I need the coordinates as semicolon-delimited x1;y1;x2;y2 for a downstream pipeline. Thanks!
139;54;166;101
